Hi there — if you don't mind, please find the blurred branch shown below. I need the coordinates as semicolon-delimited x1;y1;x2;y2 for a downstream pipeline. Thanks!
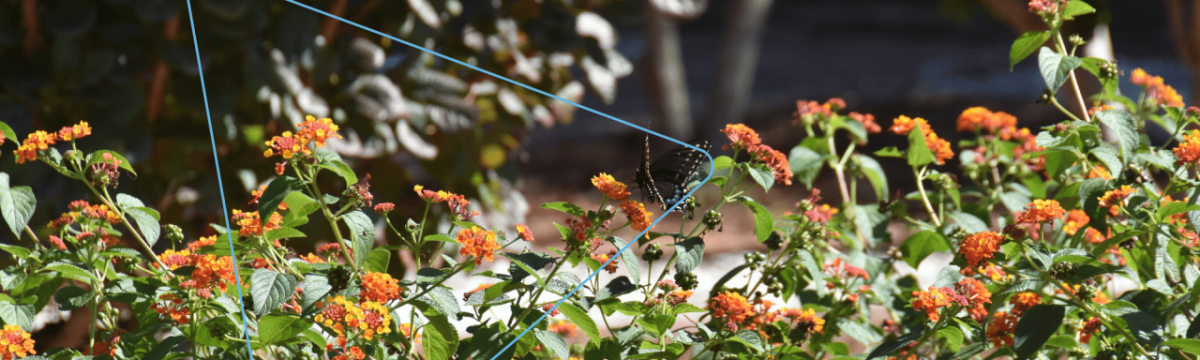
146;15;180;123
21;0;40;53
1166;0;1200;106
700;0;773;140
643;5;693;139
321;0;349;41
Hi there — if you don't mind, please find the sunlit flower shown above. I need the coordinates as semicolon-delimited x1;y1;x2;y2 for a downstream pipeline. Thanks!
979;263;1011;282
749;144;794;186
190;254;237;292
232;209;283;237
297;115;343;147
548;320;578;337
354;301;393;340
1016;199;1066;224
1097;186;1135;216
49;235;66;251
1064;210;1089;236
0;324;35;360
960;231;1004;268
1175;130;1200;165
1009;292;1041;316
710;291;755;326
666;289;693;306
891;116;953;164
1130;68;1185;107
619;199;655;232
956;107;1016;134
156;249;195;271
794;100;832;121
779;307;825;335
591;250;619;274
515;223;535;242
824;258;869;280
360;272;403;303
804;204;839;224
890;115;931;136
373;202;395;213
400;323;421;343
721;124;762;151
14;130;57;164
413;186;479;219
300;253;325;264
955;278;992;323
150;294;190;325
263;131;308;159
188;235;218;252
58;121;92;141
1079;317;1102;344
911;286;957;322
591;173;630;200
986;311;1017;347
456;228;500;264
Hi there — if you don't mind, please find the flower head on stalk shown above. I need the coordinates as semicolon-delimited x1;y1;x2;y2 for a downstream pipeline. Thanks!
1016;200;1066;224
591;173;630;200
456;227;500;264
960;231;1004;268
910;286;958;322
515;223;535;242
0;324;36;360
14;130;57;164
619;199;654;232
360;272;403;303
891;115;953;165
1176;130;1200;165
721;124;762;151
57;121;92;141
748;144;793;186
710;291;754;331
1098;186;1135;216
1130;68;1185;107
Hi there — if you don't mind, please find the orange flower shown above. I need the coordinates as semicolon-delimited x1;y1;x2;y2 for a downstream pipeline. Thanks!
1064;210;1089;236
548;320;578;337
344;347;366;360
157;249;195;270
1079;317;1102;344
315;296;393;340
232;209;283;237
910;286;957;322
986;311;1017;347
721;124;762;151
778;307;825;334
591;251;619;274
591;173;630;200
373;202;395;213
1016;199;1066;224
297;115;343;147
619;199;655;232
979;263;1011;282
0;324;35;360
710;291;755;325
515;223;534;242
150;294;190;325
1176;130;1200;165
14;130;57;164
955;278;992;323
1088;165;1113;180
300;253;325;264
960;231;1004;268
190;254;237;292
263;131;309;159
57;121;92;141
804;203;839;224
49;235;66;250
187;235;218;251
1009;292;1041;316
666;289;693;305
1130;68;1185;107
456;227;500;264
890;115;931;136
400;323;422;343
956;107;1017;134
360;272;403;303
1097;186;1135;216
749;144;794;186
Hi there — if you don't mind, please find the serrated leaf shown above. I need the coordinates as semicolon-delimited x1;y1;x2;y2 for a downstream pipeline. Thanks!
607;237;641;285
540;202;586;217
1038;47;1082;91
1095;110;1138;163
0;174;35;238
423;314;458;360
257;176;307;224
343;211;374;267
747;163;775;192
0;301;33;331
734;196;773;242
125;206;161;247
54;286;91;311
250;269;296;315
44;262;96;283
533;329;570;360
257;315;313;346
315;150;358;185
1090;144;1122;179
365;248;390;273
558;302;600;344
948;211;988;233
673;237;704;274
900;230;949;268
1010;30;1052;69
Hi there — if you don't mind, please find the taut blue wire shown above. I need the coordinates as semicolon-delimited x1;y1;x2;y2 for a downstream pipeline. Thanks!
184;1;256;358
284;2;715;358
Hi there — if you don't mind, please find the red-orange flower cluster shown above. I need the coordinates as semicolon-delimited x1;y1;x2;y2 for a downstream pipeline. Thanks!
891;115;953;165
619;199;654;232
956;107;1017;135
591;173;630;200
456;227;500;264
1130;68;1184;107
0;324;36;360
1176;130;1200;165
1097;186;1135;216
959;231;1004;268
360;272;403;303
1016;200;1066;224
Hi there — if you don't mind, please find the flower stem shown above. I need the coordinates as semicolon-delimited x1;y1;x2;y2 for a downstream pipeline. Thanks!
915;166;942;226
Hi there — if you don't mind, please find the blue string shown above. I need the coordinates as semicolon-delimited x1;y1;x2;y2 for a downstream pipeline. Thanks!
184;1;256;358
285;2;716;358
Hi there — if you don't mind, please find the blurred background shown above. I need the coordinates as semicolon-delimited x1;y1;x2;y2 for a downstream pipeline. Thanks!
0;0;1191;349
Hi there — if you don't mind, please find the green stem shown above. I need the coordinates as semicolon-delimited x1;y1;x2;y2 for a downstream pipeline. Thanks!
914;166;942;226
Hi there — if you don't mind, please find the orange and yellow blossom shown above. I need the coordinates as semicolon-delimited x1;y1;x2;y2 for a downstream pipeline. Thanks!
1175;130;1200;164
959;231;1004;268
710;291;755;326
190;254;238;292
456;227;500;264
910;286;958;322
956;107;1016;134
891;115;953;165
591;173;630;200
515;223;535;242
1009;292;1041;316
57;121;92;141
548;320;579;337
0;324;36;360
297;115;343;147
232;209;283;237
955;278;992;323
1130;68;1184;107
1098;186;1135;216
1016;199;1066;224
1064;210;1089;236
778;307;825;334
14;130;57;164
619;199;654;232
749;144;794;186
986;311;1018;347
721;123;762;151
315;296;393;340
157;249;195;271
300;253;325;264
360;272;403;303
187;235;218;251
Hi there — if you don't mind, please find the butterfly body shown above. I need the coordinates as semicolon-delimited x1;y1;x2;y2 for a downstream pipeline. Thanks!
634;135;711;218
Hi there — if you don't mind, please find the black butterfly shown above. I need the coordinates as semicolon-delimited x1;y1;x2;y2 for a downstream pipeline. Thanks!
634;135;711;219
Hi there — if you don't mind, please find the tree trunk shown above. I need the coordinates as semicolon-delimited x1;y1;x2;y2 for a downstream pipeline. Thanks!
643;5;693;139
700;0;774;140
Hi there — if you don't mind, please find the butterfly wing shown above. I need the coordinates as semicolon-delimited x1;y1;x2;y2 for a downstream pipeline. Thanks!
635;134;666;207
647;139;711;213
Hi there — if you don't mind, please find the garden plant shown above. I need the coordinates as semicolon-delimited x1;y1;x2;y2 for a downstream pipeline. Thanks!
4;1;1200;360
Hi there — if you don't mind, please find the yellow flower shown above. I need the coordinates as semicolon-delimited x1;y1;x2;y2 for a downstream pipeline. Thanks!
456;228;500;264
1063;210;1089;236
1016;199;1066;224
619;199;654;232
58;121;92;141
591;173;630;200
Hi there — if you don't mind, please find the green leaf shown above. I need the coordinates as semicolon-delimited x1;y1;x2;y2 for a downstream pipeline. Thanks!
257;314;313;346
54;286;91;311
504;252;554;284
673;237;705;274
866;331;924;360
422;314;459;360
44;262;97;283
315;150;358;185
1157;202;1200;223
607;237;640;285
733;330;765;353
734;196;773;242
0;244;31;260
1043;150;1078;180
257;176;307;224
250;269;297;315
1020;171;1046;199
637;314;677;337
541;202;587;218
1010;30;1052;70
747;164;775;192
558;302;601;344
1164;338;1200;355
858;155;889;200
343;211;374;267
907;128;933;166
86;150;138;176
143;336;186;360
1090;144;1122;179
300;274;331;311
788;145;823;188
125;206;161;247
1062;0;1096;19
0;174;36;238
1038;46;1082;91
938;327;964;352
1044;335;1078;349
264;227;305;241
0;123;16;147
533;329;570;360
713;156;734;170
948;211;988;233
0;301;33;331
1095;110;1139;163
365;248;390;273
1013;304;1065;359
900;230;949;268
874;147;903;157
